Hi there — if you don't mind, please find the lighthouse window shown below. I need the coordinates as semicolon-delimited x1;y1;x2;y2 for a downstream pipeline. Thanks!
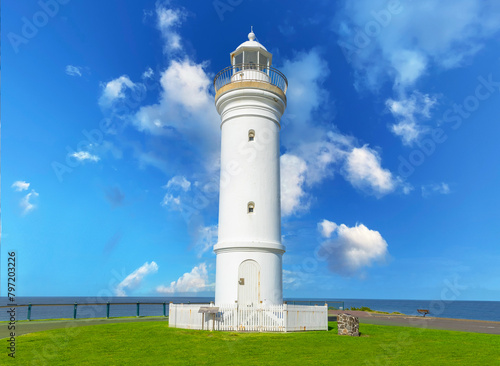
244;51;258;69
259;55;268;70
248;130;255;141
247;202;255;214
234;53;243;68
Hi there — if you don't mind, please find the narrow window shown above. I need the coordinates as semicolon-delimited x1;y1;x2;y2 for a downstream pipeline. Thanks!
247;202;255;214
248;129;255;142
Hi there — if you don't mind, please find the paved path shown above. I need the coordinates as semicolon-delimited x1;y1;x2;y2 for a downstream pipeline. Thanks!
329;310;500;335
0;317;168;339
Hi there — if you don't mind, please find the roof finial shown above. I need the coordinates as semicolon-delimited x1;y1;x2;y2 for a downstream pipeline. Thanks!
248;26;256;41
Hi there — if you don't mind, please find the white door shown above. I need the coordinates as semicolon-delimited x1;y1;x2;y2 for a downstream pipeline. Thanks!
238;260;260;307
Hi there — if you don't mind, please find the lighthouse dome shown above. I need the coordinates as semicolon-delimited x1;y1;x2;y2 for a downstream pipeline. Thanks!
235;29;268;51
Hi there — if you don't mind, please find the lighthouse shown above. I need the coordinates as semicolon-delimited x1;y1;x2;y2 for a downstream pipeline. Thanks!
169;30;327;331
213;29;288;307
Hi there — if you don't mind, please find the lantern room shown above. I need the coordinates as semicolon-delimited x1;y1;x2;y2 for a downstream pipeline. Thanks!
230;27;272;71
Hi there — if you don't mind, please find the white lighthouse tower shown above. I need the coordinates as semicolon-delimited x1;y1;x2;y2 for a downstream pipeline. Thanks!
169;30;327;331
213;29;287;307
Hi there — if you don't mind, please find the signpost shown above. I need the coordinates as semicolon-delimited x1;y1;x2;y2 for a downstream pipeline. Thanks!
199;307;219;331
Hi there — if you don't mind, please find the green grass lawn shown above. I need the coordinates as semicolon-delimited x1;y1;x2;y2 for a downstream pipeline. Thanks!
11;321;500;365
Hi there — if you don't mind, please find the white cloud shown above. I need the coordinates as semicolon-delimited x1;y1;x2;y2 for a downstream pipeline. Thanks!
280;49;330;146
390;50;427;87
155;4;187;53
65;65;82;77
335;0;500;143
115;261;159;296
343;145;395;196
421;182;451;197
277;50;403;214
161;193;181;207
336;0;500;90
160;176;193;209
133;58;220;172
12;181;30;192
165;175;191;192
194;225;217;257
161;59;212;111
386;92;438;146
99;75;138;108
70;151;100;162
156;263;211;293
20;190;39;215
142;67;154;79
318;221;388;276
282;269;302;289
318;219;338;238
280;154;308;217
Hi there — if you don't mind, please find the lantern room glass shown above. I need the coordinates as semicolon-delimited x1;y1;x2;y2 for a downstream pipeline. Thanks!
233;50;270;72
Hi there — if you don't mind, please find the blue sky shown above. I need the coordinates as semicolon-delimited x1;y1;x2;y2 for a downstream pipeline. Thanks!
3;0;500;301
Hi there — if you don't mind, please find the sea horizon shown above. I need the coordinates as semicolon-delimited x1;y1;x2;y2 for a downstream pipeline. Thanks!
2;296;499;322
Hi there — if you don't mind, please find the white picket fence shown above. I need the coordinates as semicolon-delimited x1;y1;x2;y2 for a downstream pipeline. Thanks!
169;303;328;332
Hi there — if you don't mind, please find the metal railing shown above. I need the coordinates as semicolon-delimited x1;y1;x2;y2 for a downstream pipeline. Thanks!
214;64;288;94
0;301;207;321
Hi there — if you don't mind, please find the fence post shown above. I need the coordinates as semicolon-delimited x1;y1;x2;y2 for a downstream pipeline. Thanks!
283;303;288;332
106;302;110;319
136;302;140;317
163;302;166;317
27;303;32;321
325;303;329;331
73;302;78;320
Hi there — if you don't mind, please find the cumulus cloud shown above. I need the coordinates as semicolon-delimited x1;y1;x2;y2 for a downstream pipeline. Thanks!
318;219;338;238
20;190;39;215
156;263;212;293
115;261;159;296
421;182;451;197
343;145;395;197
12;181;30;192
278;50;401;215
155;4;187;53
318;220;388;276
386;92;438;146
133;58;220;172
65;65;83;77
98;75;139;108
70;151;100;162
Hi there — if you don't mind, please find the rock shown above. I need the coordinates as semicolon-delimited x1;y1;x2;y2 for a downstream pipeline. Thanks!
337;313;359;336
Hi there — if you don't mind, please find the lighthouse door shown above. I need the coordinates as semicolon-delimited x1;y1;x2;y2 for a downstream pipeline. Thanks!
238;260;260;307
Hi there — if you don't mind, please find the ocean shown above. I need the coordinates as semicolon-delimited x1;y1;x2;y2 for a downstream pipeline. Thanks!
1;297;498;322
